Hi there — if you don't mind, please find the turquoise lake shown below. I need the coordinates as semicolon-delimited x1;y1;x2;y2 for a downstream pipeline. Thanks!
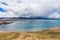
0;20;60;31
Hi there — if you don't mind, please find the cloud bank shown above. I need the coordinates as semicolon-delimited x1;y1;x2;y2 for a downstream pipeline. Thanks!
0;0;60;18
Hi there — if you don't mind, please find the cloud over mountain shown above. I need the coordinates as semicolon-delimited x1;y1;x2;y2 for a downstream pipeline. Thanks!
0;0;60;18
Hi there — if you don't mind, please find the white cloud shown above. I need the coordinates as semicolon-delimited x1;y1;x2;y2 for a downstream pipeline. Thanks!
48;9;60;18
0;0;60;18
0;11;19;17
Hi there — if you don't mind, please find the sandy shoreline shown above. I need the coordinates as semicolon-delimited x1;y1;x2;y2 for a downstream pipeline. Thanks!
0;28;60;40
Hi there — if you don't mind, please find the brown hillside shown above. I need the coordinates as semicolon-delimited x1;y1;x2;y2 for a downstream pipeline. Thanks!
0;28;60;40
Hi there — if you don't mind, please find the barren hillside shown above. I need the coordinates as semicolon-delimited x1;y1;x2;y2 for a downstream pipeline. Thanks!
0;28;60;40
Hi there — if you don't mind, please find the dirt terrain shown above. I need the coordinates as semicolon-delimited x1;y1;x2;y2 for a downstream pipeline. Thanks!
0;28;60;40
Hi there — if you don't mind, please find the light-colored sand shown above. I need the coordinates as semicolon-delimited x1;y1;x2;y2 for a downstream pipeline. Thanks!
0;28;60;40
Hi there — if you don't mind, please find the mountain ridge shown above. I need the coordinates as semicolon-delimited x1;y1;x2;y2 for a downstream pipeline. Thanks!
0;17;60;20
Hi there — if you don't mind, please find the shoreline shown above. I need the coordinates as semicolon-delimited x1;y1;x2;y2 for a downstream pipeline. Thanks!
0;28;60;40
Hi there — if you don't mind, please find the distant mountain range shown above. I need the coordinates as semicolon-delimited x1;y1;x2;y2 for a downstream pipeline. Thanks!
0;17;59;20
19;17;60;20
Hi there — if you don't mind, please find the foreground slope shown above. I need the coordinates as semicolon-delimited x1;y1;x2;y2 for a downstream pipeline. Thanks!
0;28;60;40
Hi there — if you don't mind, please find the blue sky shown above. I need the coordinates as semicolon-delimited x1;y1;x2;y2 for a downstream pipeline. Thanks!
0;8;6;12
0;0;60;18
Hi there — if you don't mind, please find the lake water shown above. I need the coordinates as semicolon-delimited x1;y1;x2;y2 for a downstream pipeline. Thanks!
0;20;60;31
